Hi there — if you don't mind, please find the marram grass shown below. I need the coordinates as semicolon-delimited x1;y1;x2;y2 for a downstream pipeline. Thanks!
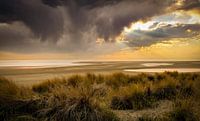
0;72;200;121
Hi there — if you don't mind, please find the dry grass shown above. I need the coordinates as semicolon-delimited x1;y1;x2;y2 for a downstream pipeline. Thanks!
0;77;34;103
0;72;200;121
167;99;199;121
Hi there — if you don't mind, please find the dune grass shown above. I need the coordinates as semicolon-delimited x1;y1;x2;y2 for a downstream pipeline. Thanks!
0;72;200;121
0;77;34;103
168;99;199;121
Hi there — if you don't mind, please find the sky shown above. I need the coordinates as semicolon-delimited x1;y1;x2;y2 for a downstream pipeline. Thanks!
0;0;200;60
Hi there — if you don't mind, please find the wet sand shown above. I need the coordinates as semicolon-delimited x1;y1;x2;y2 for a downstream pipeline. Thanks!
0;61;200;86
124;68;200;73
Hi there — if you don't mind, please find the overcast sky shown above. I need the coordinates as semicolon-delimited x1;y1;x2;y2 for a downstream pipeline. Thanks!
0;0;200;60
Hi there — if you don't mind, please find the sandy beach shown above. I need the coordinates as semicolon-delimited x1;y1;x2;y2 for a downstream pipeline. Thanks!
1;60;200;86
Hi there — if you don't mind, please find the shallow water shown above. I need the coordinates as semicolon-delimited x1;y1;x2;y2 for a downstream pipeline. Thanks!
124;68;200;73
141;63;174;67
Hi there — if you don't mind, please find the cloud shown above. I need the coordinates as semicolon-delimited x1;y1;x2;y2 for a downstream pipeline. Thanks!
92;0;172;41
179;0;200;11
42;0;123;8
0;0;64;41
0;0;187;54
0;22;69;53
125;23;200;47
0;22;45;53
51;0;175;52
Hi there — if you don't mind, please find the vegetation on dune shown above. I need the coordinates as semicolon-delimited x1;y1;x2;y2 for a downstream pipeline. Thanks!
137;116;166;121
0;77;19;103
0;72;200;121
137;99;200;121
168;99;199;121
35;96;119;121
0;78;42;121
0;77;33;103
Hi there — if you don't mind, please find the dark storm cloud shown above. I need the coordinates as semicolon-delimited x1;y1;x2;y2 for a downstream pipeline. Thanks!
0;0;64;41
183;3;200;10
93;0;172;41
0;24;30;47
42;0;175;42
42;0;63;7
179;0;200;11
42;0;121;8
126;23;200;47
0;0;175;53
0;22;47;53
0;22;70;53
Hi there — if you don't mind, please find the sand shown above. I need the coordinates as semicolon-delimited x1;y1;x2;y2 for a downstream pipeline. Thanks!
0;61;200;86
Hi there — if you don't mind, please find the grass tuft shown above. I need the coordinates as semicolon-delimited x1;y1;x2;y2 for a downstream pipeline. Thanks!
169;100;199;121
36;96;119;121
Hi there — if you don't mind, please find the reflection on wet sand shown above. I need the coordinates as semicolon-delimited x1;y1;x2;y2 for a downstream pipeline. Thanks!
124;68;200;73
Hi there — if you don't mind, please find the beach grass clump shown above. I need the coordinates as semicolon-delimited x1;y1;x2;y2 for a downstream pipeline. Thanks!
35;88;119;121
169;100;199;121
110;96;133;110
94;74;106;84
179;82;194;98
32;78;67;93
50;97;119;121
0;77;33;103
152;77;179;100
110;93;155;110
32;81;54;93
105;72;131;89
67;75;85;88
0;77;20;103
153;85;177;100
0;77;40;121
131;91;155;110
110;83;155;110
